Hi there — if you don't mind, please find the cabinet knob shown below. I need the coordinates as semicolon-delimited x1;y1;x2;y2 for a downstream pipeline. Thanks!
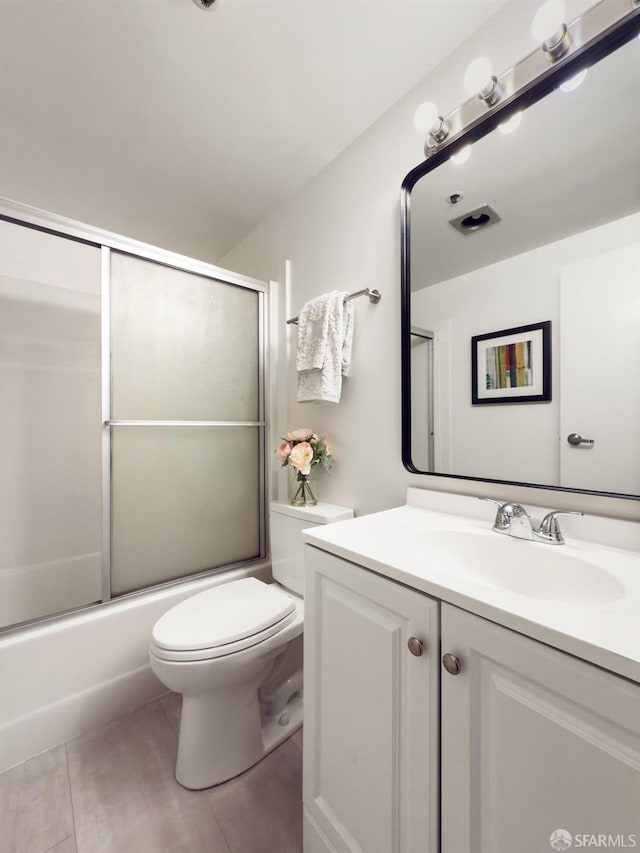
442;653;461;675
408;637;424;656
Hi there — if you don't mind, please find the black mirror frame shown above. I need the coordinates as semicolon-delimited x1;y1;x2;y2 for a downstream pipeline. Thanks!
400;11;640;501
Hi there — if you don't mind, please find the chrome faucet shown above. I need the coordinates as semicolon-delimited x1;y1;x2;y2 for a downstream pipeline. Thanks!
480;498;583;545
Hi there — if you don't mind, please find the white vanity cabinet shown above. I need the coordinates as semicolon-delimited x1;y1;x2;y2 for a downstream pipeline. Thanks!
302;545;440;853
303;542;640;853
441;603;640;853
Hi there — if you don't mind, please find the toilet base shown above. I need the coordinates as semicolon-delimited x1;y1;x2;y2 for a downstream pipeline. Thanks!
175;674;303;790
261;691;303;756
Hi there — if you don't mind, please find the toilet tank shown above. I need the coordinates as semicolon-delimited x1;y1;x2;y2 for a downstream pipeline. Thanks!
269;501;354;596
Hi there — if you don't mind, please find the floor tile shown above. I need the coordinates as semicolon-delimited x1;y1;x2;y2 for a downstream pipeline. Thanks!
0;744;74;853
45;837;77;853
159;691;182;735
66;700;230;853
291;727;303;752
207;738;303;853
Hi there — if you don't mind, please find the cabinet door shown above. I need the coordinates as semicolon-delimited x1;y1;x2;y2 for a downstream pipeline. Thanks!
441;603;640;853
303;546;439;853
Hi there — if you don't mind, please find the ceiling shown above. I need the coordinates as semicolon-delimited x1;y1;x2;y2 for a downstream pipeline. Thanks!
410;32;640;288
0;0;508;265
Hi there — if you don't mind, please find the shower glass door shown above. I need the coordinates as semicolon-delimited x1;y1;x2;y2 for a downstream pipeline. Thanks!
0;220;102;628
108;251;265;596
0;207;266;630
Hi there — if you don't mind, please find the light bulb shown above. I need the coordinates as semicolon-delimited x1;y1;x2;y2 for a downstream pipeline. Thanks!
464;57;493;95
498;112;523;135
559;68;588;92
450;146;471;166
414;101;440;134
531;0;566;43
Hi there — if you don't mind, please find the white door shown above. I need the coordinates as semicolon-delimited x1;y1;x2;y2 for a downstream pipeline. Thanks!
410;328;435;471
560;242;640;493
441;603;640;853
303;546;439;853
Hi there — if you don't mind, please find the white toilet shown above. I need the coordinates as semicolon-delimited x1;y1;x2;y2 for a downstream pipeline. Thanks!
149;499;353;790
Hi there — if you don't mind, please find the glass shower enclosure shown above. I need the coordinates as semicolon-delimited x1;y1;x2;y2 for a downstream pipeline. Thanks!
0;205;267;630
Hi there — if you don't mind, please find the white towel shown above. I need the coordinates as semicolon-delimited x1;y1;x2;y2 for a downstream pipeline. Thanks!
296;291;353;404
341;300;354;377
295;292;335;372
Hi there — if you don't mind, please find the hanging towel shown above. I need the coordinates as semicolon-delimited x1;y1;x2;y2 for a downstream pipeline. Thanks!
295;292;335;373
296;291;353;403
341;300;354;377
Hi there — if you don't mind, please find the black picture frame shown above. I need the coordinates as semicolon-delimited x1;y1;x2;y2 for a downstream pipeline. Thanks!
471;321;551;405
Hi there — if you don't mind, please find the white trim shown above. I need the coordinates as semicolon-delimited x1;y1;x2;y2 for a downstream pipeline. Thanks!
0;196;267;293
105;420;265;427
101;247;112;603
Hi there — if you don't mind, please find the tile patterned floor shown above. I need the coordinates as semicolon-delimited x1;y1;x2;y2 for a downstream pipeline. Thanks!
0;696;303;853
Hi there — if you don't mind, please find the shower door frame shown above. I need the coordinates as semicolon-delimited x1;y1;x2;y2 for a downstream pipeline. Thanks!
0;197;269;624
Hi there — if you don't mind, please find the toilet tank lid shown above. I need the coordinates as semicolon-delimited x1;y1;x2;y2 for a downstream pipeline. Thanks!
269;500;354;524
151;578;295;652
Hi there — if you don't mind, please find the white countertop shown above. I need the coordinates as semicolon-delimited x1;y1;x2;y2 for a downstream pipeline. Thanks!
302;489;640;683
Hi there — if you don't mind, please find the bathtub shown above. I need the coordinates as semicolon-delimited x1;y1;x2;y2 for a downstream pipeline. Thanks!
0;562;270;773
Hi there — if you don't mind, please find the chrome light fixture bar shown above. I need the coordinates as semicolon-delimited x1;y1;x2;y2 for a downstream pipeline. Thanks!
428;116;450;144
414;101;451;152
478;76;504;107
464;57;504;108
418;0;640;159
541;22;572;61
532;1;572;62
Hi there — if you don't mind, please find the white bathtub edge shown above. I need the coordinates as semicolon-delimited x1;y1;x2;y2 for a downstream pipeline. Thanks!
0;663;164;773
0;562;271;774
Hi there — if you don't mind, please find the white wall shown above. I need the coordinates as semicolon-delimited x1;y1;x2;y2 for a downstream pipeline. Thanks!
414;255;560;486
221;1;640;523
412;211;640;487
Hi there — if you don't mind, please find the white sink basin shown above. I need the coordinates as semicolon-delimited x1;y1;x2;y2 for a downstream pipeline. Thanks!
424;530;626;604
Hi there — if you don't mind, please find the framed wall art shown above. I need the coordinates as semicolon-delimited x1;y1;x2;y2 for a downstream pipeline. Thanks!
471;321;551;405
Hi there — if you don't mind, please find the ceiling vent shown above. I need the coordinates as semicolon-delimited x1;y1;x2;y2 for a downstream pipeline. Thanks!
449;203;501;235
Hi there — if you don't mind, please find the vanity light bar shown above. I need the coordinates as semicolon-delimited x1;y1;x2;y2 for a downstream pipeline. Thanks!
463;57;504;107
532;1;573;62
419;0;640;159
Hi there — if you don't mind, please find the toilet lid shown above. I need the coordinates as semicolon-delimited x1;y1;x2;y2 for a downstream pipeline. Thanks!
151;578;296;652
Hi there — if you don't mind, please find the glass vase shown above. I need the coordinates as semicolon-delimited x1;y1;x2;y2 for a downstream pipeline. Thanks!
289;470;317;507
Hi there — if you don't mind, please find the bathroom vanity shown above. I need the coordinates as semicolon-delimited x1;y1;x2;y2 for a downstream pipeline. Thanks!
301;489;640;853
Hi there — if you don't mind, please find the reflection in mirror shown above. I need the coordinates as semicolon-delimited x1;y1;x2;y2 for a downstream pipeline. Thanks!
404;33;640;498
410;326;435;471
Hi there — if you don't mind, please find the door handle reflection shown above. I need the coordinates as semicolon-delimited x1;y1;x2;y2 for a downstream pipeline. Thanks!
567;433;595;447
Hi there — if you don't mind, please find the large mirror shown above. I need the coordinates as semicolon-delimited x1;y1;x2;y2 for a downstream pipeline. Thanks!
402;16;640;499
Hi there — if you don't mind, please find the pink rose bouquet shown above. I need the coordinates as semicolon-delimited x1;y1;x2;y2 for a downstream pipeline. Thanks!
275;428;334;476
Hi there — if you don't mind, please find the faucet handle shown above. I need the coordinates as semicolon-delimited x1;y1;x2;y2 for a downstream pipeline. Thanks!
479;497;504;514
537;510;584;545
478;497;515;532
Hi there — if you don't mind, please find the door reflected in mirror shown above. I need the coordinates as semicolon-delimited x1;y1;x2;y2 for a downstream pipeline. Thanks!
404;34;640;498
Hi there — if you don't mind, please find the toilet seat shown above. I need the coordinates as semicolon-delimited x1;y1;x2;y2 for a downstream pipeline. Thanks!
150;578;297;662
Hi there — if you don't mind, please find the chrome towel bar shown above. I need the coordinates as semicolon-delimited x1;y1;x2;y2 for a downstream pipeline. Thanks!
286;287;381;325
